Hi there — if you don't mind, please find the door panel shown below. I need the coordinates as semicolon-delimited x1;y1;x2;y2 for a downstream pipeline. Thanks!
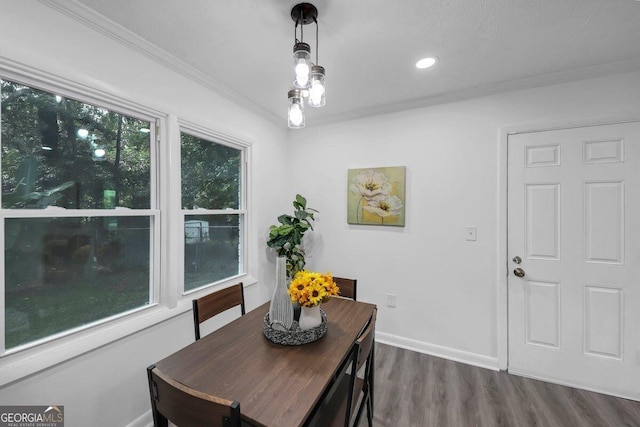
507;121;640;401
584;285;623;360
584;181;624;264
525;279;560;348
526;183;560;259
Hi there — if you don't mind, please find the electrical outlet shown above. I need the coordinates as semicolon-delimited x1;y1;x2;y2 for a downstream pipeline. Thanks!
386;293;397;308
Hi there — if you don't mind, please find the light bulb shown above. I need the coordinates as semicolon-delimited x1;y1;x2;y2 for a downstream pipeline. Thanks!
295;59;310;78
309;81;324;101
94;148;106;158
288;88;305;128
293;42;311;89
295;63;310;88
311;80;325;96
77;128;89;139
308;65;326;107
288;103;303;126
295;75;309;88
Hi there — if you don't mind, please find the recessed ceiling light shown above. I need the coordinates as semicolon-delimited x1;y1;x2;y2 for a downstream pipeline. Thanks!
416;57;438;69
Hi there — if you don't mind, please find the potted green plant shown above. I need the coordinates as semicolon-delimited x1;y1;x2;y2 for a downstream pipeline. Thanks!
267;194;318;279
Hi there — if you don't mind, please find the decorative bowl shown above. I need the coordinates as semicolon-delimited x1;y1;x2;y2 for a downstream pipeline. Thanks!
263;310;327;345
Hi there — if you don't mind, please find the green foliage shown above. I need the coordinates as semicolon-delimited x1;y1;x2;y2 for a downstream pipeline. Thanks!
0;80;235;211
5;266;150;349
3;179;75;208
180;133;240;209
1;79;245;348
1;79;151;209
267;194;318;278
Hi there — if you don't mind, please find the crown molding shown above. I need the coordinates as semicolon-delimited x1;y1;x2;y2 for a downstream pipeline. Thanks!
35;1;640;131
38;0;282;126
309;58;640;128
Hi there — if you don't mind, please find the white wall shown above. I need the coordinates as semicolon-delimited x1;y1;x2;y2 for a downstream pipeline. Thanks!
2;2;640;426
290;71;640;368
0;2;288;427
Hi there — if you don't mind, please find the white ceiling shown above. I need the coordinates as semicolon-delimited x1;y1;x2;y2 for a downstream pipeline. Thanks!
49;0;640;126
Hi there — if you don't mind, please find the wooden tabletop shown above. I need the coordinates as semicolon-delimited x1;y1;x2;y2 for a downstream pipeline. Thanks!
154;297;376;427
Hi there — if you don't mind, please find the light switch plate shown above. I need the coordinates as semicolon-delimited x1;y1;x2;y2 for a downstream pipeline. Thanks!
386;294;397;308
465;226;477;241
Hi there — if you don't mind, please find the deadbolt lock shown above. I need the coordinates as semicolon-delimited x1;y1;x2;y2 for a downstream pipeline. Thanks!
512;256;522;264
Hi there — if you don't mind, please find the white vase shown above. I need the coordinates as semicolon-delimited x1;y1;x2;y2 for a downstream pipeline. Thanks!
298;304;322;331
268;256;294;331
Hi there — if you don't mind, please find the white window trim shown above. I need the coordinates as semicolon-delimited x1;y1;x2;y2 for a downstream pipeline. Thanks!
0;59;256;386
176;119;253;298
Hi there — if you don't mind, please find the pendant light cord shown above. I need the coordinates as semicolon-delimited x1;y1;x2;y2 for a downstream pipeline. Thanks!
300;9;304;43
314;17;319;64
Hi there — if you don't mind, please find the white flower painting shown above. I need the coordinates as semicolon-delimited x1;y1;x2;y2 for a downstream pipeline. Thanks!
347;166;406;226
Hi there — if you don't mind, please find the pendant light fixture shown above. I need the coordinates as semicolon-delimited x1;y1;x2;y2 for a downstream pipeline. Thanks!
287;89;305;128
293;42;311;89
287;3;326;128
308;65;326;107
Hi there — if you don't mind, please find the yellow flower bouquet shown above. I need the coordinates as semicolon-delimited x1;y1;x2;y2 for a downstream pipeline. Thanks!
288;270;340;307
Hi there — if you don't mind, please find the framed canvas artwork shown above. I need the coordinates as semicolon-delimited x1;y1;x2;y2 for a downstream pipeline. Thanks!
347;166;406;226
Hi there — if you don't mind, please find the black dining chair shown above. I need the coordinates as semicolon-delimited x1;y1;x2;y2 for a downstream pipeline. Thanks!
147;364;241;427
334;277;357;300
193;282;245;340
312;308;376;427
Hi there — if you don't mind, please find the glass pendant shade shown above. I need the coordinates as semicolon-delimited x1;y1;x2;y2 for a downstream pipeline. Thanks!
293;42;312;89
308;65;326;107
288;89;305;128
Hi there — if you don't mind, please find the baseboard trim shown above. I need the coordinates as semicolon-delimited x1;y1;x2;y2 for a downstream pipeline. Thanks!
509;368;640;402
375;332;500;371
125;410;152;427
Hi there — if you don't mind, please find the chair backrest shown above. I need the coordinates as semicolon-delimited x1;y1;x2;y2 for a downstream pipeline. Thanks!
339;308;377;427
308;308;377;427
193;283;245;340
347;308;377;427
147;364;241;427
355;308;376;373
334;277;357;300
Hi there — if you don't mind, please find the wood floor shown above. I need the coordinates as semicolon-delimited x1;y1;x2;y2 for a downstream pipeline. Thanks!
357;343;640;427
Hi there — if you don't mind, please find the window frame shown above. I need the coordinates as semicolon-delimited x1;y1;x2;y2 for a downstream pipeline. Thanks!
1;70;163;349
177;119;250;296
0;60;256;387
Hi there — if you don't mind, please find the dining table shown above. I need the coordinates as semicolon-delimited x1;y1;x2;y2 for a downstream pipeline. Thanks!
152;296;377;426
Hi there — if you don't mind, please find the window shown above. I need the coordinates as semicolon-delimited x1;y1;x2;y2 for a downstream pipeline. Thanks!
180;126;245;292
1;78;157;351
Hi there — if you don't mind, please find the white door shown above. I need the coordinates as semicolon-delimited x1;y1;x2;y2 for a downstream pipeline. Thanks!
507;121;640;400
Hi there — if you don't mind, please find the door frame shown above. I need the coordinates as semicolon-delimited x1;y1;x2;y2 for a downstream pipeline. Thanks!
497;113;640;371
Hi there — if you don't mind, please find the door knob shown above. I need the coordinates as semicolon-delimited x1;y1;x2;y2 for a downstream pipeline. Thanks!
514;268;525;278
512;256;522;264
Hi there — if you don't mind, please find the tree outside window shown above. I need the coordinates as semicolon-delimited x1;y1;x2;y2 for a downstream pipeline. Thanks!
180;131;243;291
1;79;154;350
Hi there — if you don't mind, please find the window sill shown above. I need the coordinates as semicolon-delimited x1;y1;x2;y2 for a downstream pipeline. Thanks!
0;304;178;387
0;275;258;387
